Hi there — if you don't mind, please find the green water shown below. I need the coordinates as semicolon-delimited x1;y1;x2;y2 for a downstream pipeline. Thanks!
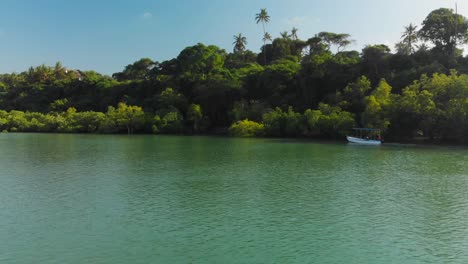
0;134;467;263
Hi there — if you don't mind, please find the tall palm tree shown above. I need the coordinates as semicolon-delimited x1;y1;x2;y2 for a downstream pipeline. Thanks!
280;31;290;40
291;27;298;40
256;8;270;63
255;8;271;37
401;23;418;54
261;32;273;64
233;33;247;53
263;32;272;43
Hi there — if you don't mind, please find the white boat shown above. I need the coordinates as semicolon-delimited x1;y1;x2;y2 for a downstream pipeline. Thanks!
346;128;383;145
346;136;382;145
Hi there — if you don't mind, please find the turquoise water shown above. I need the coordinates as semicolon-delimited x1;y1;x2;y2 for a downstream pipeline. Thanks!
0;134;467;263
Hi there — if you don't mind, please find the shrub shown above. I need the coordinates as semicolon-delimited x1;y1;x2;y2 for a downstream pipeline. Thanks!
229;119;265;137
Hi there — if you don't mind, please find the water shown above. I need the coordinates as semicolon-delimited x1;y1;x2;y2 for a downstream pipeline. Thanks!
0;134;467;263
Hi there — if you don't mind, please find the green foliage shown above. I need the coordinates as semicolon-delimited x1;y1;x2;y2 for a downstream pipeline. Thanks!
193;72;243;127
419;8;468;54
253;59;300;106
361;45;391;84
386;72;468;141
152;115;162;134
230;100;269;122
317;32;353;52
260;38;305;63
341;76;372;113
233;34;247;53
0;82;7;92
0;7;467;143
260;105;354;138
315;103;355;137
256;8;271;64
262;107;304;137
187;104;203;132
255;9;270;25
361;79;393;129
177;43;226;77
304;36;328;56
157;88;188;111
50;98;70;112
400;23;419;54
225;51;258;69
112;58;156;81
57;108;106;133
159;111;184;134
229;119;265;137
71;111;106;133
106;103;145;134
303;109;322;135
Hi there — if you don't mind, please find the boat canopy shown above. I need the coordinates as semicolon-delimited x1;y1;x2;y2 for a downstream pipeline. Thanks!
352;128;381;132
350;128;382;138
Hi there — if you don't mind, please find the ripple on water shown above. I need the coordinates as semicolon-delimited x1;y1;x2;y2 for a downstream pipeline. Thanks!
0;134;467;263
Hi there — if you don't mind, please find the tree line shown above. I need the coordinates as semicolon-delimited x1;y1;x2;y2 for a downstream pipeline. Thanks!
0;8;467;143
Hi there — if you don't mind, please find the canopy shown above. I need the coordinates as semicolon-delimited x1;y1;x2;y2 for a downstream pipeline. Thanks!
352;128;381;132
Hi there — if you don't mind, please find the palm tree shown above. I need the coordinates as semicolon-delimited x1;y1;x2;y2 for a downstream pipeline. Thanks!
256;8;270;63
395;41;411;55
416;43;429;52
401;23;418;54
291;27;298;40
255;8;271;37
233;33;247;53
263;32;272;43
261;32;273;64
280;31;290;40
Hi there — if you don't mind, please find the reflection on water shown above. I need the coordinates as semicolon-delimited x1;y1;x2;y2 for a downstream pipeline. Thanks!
0;134;467;263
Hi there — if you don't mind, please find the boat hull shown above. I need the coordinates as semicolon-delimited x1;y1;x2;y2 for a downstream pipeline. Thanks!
346;136;382;145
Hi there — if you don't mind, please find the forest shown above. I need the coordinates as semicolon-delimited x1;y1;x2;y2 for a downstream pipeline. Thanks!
0;8;467;143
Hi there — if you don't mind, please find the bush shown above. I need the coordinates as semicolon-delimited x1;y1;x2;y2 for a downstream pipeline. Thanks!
262;107;304;137
229;119;265;137
153;111;185;134
316;103;355;137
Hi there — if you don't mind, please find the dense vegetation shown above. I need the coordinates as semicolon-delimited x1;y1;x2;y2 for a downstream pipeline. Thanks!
1;8;467;143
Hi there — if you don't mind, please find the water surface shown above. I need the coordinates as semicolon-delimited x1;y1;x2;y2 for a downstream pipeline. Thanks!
0;134;467;263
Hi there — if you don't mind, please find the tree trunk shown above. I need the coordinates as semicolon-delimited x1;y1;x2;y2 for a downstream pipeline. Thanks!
262;23;267;65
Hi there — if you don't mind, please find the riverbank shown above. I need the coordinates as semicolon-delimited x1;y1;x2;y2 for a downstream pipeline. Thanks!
2;105;466;145
2;130;466;147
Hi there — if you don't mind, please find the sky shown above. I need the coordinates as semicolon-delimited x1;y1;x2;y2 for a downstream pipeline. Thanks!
0;0;463;75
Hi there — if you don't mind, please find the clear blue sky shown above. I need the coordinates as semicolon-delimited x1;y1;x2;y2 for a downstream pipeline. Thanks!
0;0;462;75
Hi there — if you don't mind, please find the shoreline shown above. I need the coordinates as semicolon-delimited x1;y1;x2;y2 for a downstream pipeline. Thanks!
2;131;466;147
